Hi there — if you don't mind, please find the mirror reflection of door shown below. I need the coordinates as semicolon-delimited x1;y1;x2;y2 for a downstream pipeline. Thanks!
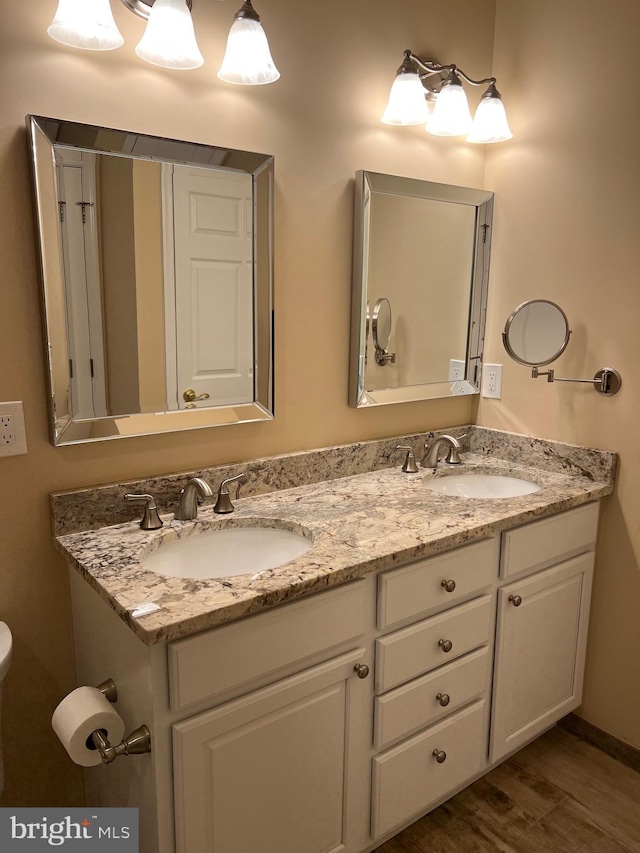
55;153;255;419
56;150;107;420
167;166;254;409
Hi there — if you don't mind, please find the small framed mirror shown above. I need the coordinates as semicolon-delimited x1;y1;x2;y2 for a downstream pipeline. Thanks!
349;171;493;407
502;299;571;366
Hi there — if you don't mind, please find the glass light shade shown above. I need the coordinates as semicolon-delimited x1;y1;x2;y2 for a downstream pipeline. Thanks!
135;0;204;70
427;78;472;137
381;71;430;126
217;18;280;85
47;0;124;51
467;94;513;143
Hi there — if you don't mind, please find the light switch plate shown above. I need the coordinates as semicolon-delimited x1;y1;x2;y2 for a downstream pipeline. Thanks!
482;364;503;399
0;401;28;457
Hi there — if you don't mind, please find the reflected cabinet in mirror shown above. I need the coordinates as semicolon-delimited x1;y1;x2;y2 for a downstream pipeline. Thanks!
28;116;274;445
349;171;493;407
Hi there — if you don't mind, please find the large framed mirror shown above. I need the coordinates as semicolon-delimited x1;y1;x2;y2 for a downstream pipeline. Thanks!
349;171;493;407
28;115;274;445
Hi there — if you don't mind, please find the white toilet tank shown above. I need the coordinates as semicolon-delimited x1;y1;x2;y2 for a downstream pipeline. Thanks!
0;622;12;798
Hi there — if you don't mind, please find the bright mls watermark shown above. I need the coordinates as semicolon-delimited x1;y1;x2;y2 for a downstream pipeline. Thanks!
0;809;138;850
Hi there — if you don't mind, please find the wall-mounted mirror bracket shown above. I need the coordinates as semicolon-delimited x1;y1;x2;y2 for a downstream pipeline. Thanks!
532;366;622;396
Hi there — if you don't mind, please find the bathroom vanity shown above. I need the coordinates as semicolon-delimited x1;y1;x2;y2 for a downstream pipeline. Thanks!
52;428;616;853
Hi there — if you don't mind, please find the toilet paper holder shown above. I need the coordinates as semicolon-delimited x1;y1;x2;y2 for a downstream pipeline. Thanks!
93;679;151;765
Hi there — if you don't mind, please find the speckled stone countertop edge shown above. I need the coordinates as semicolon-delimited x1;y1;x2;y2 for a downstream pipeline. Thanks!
53;448;614;646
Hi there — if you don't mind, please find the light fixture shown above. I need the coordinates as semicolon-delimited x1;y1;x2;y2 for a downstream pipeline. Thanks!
217;0;280;85
382;50;512;144
47;0;280;85
47;0;124;51
427;70;472;137
466;82;513;144
380;53;430;126
135;0;203;69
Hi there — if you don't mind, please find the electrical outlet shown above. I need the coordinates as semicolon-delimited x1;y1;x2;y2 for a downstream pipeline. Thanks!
482;364;503;399
448;359;465;381
0;401;27;457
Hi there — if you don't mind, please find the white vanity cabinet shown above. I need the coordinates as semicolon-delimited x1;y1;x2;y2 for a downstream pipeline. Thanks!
490;503;598;763
65;500;602;853
173;647;369;853
167;582;373;853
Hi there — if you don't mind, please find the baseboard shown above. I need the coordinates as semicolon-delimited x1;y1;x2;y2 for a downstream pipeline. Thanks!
559;713;640;773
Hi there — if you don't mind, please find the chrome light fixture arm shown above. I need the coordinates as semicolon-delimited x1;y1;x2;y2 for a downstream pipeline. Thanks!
408;52;495;88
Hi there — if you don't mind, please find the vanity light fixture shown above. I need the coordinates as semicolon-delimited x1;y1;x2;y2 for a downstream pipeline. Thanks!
47;0;280;83
381;50;512;144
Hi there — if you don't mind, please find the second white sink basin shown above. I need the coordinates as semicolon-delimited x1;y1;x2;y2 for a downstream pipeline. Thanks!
142;525;313;579
425;473;541;499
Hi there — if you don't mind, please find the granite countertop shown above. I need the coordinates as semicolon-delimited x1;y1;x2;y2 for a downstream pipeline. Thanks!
54;449;614;645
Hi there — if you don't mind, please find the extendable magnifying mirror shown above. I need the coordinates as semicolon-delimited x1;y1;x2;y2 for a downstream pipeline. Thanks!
502;299;571;367
372;297;396;366
502;299;621;396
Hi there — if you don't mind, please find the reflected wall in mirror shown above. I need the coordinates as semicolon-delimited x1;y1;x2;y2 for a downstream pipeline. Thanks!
28;116;274;445
349;171;493;407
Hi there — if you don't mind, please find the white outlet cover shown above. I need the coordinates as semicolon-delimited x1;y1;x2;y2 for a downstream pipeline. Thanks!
482;364;503;400
0;401;27;457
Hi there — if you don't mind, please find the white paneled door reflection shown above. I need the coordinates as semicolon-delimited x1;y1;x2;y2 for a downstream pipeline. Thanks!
171;166;254;408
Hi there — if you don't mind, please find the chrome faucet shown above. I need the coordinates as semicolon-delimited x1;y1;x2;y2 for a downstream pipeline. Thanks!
175;477;213;521
421;434;464;470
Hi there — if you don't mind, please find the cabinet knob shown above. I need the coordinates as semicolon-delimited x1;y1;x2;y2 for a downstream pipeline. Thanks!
432;749;447;764
438;639;453;653
436;692;450;707
353;663;370;679
441;579;456;593
508;594;523;607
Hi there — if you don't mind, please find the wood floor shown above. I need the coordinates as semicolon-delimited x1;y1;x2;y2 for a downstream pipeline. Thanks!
374;725;640;852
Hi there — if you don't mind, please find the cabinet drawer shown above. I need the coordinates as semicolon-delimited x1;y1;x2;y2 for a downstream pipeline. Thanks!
374;647;489;749
375;595;492;694
371;699;487;840
168;581;367;711
501;502;599;580
378;537;498;629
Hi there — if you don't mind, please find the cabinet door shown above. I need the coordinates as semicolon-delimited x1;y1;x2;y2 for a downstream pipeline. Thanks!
173;648;371;853
490;552;594;763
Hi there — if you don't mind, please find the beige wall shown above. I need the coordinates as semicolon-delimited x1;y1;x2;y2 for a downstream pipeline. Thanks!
482;0;640;748
132;160;166;413
100;156;140;414
0;0;494;805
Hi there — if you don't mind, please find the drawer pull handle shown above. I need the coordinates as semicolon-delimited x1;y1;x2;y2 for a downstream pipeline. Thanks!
438;639;453;653
432;749;447;764
353;663;370;679
508;594;523;607
441;579;457;593
436;692;450;707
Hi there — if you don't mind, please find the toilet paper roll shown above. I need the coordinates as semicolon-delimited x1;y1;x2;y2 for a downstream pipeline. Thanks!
52;686;125;767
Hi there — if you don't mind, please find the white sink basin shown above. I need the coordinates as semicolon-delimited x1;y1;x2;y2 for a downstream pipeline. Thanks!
142;526;313;579
425;473;541;499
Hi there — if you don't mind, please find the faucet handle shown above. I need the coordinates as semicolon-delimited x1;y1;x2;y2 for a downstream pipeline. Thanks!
444;434;467;465
396;445;419;474
214;473;246;514
124;494;163;530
